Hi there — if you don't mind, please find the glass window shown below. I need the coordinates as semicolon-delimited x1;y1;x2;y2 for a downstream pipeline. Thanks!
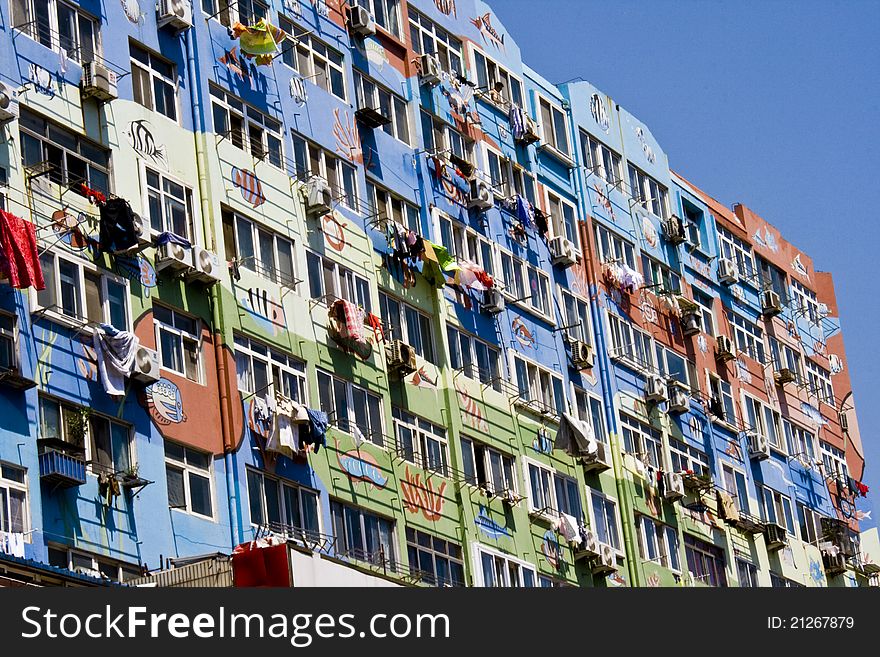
406;527;464;587
331;500;396;566
165;442;213;518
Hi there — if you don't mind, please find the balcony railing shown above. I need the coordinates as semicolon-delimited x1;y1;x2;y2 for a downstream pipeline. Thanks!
38;441;87;489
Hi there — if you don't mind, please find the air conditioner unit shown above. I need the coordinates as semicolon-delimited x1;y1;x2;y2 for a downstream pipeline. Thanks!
569;340;594;369
386;339;417;376
155;240;194;274
467;179;494;210
680;310;702;337
763;522;788;551
130;346;160;384
663;471;685;501
0;81;20;123
82;62;118;102
747;430;770;461
517;114;541;145
157;0;193;31
667;384;690;414
347;4;376;37
575;529;600;559
548;235;578;267
717;257;738;285
761;290;782;318
419;53;442;86
715;335;736;362
822;551;847;576
663;215;686;245
190;246;222;285
645;374;667;403
774;367;796;386
581;442;611;473
481;288;505;315
305;177;332;215
130;213;152;250
592;544;617;574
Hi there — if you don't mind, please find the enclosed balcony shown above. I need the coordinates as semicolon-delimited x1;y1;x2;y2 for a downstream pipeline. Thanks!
38;439;87;489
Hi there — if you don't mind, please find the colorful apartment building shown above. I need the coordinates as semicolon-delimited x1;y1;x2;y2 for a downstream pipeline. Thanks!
0;0;874;588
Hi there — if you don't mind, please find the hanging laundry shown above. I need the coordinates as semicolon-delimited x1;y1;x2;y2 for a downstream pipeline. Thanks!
76;182;106;205
508;104;525;141
366;312;385;343
0;210;45;290
156;231;192;249
716;489;740;522
267;394;300;460
253;396;271;424
99;197;139;253
0;531;26;558
231;19;286;66
515;194;535;229
432;244;459;273
554;413;597;459
300;408;329;454
330;299;365;343
352;423;367;448
857;481;869;497
93;324;140;397
558;513;582;545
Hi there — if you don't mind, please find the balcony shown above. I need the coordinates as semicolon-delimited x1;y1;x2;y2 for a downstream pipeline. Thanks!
38;439;87;489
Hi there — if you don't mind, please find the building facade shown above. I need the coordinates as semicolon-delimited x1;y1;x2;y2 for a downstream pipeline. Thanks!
0;0;873;588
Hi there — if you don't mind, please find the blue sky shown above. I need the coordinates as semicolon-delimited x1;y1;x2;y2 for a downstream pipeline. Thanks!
490;0;879;526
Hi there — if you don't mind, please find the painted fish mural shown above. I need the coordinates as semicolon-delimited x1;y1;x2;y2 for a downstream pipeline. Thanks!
240;288;286;336
470;13;505;51
144;378;186;425
127;120;167;167
321;213;347;252
511;316;535;349
232;167;266;208
335;438;388;489
115;254;158;297
541;529;563;571
401;467;446;521
333;108;362;164
51;209;92;252
409;365;437;389
475;506;510;539
76;341;98;381
455;384;489;433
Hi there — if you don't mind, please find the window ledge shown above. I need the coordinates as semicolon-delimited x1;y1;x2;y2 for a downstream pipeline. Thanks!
536;143;576;168
31;308;98;335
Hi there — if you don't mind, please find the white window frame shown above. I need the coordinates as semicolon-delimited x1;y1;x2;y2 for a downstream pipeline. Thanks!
537;94;572;162
87;412;134;476
354;70;410;144
210;85;284;169
620;414;663;470
642;255;682;295
222;208;296;287
720;462;750;515
655;344;696;390
438;214;495;276
234;334;307;403
446;324;503;391
0;462;29;536
636;515;681;572
784;419;815;462
379;292;435;363
165;441;215;520
769;336;803;382
367;181;420;232
510;352;565;416
305;250;372;312
143;166;195;242
0;312;19;373
408;8;463;75
201;0;268;28
354;0;402;38
717;226;756;281
12;0;100;64
470;46;524;109
589;488;622;552
607;311;654;372
421;110;471;162
291;133;358;209
708;373;736;427
498;248;552;318
806;359;834;406
474;544;537;588
728;312;766;363
546;188;579;248
742;393;783;453
460;436;517;495
758;485;796;535
594;223;636;269
47;545;142;582
573;387;607;445
797;502;825;545
791;280;820;324
245;466;321;539
130;42;178;122
560;288;592;346
316;369;384;447
628;164;669;219
523;457;582;520
392;408;448;477
279;19;346;101
580;130;623;186
820;440;848;483
153;304;203;384
669;437;709;477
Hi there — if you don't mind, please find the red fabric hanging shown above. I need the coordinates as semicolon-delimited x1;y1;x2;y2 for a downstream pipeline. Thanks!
0;210;45;290
232;540;290;587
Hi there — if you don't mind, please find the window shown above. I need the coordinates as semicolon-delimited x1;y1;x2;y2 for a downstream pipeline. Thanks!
222;209;295;286
246;468;320;539
485;146;511;193
684;535;727;587
737;559;758;587
681;199;704;249
0;313;17;372
476;546;536;587
165;442;214;519
708;374;736;425
512;354;565;415
331;500;396;565
234;335;307;403
379;292;434;362
130;43;177;121
607;313;654;371
806;360;834;405
693;290;715;337
305;251;372;311
728;313;766;363
210;85;283;168
655;345;696;390
409;8;462;72
820;440;848;483
743;395;782;452
47;546;142;582
472;49;523;108
20;109;110;192
438;215;495;275
759;485;795;535
641;256;681;295
354;71;410;144
573;389;607;445
279;21;346;100
354;0;401;37
590;490;621;550
636;516;680;571
460;437;516;494
770;573;804;588
560;290;591;345
669;438;709;477
537;96;571;159
580;131;622;185
88;414;132;474
628;164;668;219
718;226;756;280
291;134;358;209
525;460;582;519
36;252;128;329
620;415;663;469
392;408;448;476
420;111;471;161
594;224;636;269
547;190;578;245
406;527;465;587
145;169;194;240
769;337;802;382
791;280;820;324
367;182;420;232
12;0;98;63
39;396;85;450
797;503;825;545
758;257;788;302
446;325;502;391
720;463;749;515
784;420;815;461
0;463;28;535
202;0;267;27
498;250;551;317
153;305;202;383
317;370;384;445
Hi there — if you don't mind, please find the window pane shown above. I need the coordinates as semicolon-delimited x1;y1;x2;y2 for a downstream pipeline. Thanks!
188;472;213;517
